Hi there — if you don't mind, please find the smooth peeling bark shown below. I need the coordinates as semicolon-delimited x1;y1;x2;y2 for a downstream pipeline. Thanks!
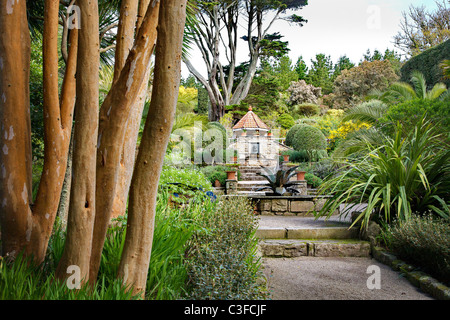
0;0;78;262
88;1;160;282
56;0;99;284
117;0;187;297
0;0;32;258
30;0;78;263
110;0;151;221
136;0;151;31
110;65;151;220
113;0;139;83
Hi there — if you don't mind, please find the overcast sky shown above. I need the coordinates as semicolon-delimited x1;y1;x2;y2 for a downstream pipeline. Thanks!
181;0;441;78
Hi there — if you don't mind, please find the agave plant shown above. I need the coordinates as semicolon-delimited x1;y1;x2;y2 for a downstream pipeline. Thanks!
256;165;300;195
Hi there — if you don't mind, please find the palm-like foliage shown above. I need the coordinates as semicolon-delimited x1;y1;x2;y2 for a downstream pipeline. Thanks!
26;0;121;65
165;113;209;157
342;100;388;125
369;71;448;104
171;113;209;133
318;117;450;229
331;126;387;160
182;0;199;60
97;0;121;66
256;165;300;195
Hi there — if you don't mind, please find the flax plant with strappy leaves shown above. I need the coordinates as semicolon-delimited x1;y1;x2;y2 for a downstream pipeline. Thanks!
317;117;450;229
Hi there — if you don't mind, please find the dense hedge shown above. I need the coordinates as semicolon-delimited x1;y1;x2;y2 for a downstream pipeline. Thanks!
400;39;450;88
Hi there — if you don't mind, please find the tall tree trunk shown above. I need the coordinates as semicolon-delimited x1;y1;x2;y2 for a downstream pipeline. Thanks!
88;1;160;282
183;59;224;121
110;0;151;221
0;0;77;263
56;0;99;284
110;66;151;220
0;0;32;258
229;54;259;105
31;1;78;262
117;0;186;297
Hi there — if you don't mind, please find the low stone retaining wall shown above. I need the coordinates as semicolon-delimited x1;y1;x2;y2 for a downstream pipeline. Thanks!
249;195;334;216
260;239;370;258
371;245;450;300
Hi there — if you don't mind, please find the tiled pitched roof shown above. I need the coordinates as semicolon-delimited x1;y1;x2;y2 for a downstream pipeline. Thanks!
232;106;269;130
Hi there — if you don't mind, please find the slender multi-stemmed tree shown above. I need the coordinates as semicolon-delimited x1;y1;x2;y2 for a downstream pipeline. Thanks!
0;0;187;296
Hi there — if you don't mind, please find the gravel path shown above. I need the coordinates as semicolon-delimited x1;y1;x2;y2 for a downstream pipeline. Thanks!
262;256;433;300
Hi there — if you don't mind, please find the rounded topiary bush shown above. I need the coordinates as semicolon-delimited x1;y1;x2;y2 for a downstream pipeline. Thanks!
291;124;327;153
285;124;302;147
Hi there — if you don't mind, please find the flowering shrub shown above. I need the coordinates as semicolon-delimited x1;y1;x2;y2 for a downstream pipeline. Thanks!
332;60;398;109
287;80;322;106
327;121;371;151
313;114;341;138
326;109;345;117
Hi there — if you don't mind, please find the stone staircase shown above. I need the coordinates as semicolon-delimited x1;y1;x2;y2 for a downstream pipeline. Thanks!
239;165;267;181
256;215;371;258
236;165;268;194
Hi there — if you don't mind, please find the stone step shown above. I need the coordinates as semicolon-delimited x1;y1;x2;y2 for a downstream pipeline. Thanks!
240;175;266;181
259;239;371;258
239;168;263;171
237;181;268;187
237;191;267;196
255;226;358;240
240;172;265;177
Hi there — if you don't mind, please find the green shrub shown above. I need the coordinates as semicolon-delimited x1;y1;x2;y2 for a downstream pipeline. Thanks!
276;113;295;129
379;98;450;134
282;149;309;163
297;118;318;126
201;165;241;186
291;124;327;157
185;196;267;300
304;173;323;188
294;103;320;117
382;214;450;285
285;124;302;147
146;191;208;299
312;158;337;180
201;165;227;186
159;166;212;196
